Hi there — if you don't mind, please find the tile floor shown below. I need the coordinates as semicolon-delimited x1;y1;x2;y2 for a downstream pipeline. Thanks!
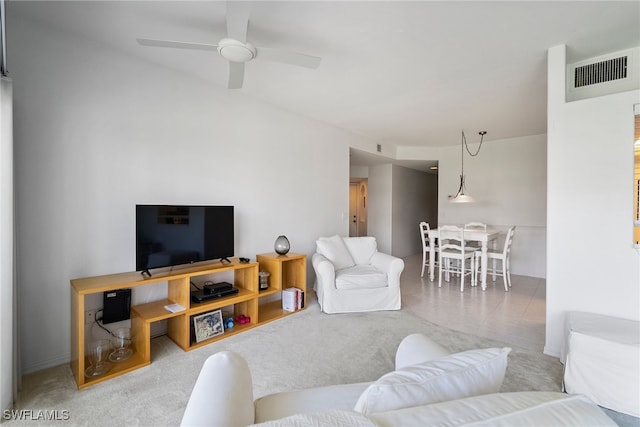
400;253;546;351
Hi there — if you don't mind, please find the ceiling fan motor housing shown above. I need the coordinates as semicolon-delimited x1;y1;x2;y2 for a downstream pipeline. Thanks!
217;38;256;62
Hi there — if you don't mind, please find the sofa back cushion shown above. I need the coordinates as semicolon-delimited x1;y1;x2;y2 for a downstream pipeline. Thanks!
367;392;618;426
316;235;355;270
342;236;378;265
353;347;511;415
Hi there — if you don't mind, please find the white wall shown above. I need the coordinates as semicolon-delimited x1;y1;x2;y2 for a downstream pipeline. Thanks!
398;134;548;278
364;163;437;257
545;44;640;357
439;135;547;278
367;164;393;253
392;165;438;258
9;13;374;373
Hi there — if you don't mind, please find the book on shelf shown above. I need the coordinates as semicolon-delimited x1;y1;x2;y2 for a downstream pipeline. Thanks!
282;287;304;312
164;303;185;313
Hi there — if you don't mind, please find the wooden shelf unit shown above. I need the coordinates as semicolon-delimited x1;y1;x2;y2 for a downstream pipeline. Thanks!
70;254;306;389
256;252;307;324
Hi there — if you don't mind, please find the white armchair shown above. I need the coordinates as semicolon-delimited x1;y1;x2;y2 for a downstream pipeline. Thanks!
312;235;404;314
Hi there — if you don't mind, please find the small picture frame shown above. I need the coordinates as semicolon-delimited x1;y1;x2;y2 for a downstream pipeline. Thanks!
193;309;224;343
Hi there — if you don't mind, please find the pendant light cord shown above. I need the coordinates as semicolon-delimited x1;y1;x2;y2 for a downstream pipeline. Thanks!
462;131;486;157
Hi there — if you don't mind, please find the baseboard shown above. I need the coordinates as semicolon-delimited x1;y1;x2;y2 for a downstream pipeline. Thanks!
21;352;69;376
543;344;561;359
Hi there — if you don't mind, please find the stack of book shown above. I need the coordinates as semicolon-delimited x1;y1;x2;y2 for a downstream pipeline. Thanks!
282;287;305;312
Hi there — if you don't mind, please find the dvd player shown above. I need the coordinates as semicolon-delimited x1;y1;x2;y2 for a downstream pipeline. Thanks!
204;281;233;294
191;287;239;303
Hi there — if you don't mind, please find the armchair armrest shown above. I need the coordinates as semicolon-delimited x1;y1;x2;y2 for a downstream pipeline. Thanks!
312;253;339;312
312;252;336;281
370;252;404;289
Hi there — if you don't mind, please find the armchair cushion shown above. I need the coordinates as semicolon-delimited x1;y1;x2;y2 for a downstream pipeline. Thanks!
353;347;511;415
316;235;355;270
335;265;388;290
343;236;378;265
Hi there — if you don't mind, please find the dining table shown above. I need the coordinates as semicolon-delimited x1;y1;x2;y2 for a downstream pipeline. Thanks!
427;227;500;290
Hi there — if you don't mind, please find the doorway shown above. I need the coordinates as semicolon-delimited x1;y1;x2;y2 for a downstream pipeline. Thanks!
349;179;368;237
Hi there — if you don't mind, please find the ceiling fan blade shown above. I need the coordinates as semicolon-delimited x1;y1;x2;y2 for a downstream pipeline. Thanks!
228;61;245;89
225;1;251;43
255;47;321;69
137;38;219;52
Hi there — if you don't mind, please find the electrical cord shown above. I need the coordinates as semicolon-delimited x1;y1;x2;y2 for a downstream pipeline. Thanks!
93;309;119;339
462;130;487;157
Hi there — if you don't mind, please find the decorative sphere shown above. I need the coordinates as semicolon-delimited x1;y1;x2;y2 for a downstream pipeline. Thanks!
274;235;290;255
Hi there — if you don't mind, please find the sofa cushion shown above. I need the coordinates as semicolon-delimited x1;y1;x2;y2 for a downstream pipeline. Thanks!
367;391;618;426
316;235;355;270
250;409;376;427
343;236;378;265
353;347;511;415
335;265;388;290
254;382;371;423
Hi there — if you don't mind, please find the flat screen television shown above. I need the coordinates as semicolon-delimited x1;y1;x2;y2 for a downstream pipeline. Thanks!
136;205;234;273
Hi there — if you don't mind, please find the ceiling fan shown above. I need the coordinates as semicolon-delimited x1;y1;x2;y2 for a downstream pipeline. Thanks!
136;2;321;89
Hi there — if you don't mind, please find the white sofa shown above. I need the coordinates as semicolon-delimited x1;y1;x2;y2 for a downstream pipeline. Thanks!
180;334;616;427
312;235;404;313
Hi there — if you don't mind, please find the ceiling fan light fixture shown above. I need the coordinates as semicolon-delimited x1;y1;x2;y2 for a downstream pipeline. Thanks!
217;38;256;62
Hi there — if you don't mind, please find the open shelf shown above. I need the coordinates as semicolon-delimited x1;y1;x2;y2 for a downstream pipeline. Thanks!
188;287;257;315
70;254;306;388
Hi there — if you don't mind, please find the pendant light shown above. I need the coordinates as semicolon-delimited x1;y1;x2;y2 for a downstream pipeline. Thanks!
450;130;486;203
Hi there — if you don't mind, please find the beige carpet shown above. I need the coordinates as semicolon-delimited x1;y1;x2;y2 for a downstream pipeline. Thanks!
9;300;565;426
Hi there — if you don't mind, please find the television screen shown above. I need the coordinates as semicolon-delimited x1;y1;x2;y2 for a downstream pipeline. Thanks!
136;205;234;271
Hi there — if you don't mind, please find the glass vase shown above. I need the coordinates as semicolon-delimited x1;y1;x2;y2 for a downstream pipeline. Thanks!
274;235;290;255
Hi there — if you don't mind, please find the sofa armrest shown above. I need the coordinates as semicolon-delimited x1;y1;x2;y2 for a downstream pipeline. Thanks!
395;333;451;370
181;351;255;427
370;252;404;289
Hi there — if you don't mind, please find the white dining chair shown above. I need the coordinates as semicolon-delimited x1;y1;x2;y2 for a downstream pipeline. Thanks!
419;221;438;277
464;222;487;249
438;225;477;292
464;222;487;231
475;226;516;291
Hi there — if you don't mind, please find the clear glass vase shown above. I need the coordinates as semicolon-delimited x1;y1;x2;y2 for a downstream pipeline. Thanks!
109;327;133;362
84;339;112;378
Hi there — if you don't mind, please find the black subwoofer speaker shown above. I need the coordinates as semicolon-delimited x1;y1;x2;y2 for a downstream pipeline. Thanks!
102;289;131;324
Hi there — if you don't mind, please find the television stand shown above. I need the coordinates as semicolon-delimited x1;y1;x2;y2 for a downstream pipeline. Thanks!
69;254;307;389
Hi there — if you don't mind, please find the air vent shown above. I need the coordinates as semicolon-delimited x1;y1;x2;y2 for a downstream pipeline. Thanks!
574;56;627;88
567;48;639;102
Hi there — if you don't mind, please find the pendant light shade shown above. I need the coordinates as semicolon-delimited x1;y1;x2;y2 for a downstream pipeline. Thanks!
450;130;486;203
450;174;475;203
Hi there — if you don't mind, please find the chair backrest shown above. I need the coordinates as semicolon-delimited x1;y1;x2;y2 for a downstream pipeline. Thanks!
438;225;466;252
419;222;430;250
465;222;487;231
502;226;516;257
